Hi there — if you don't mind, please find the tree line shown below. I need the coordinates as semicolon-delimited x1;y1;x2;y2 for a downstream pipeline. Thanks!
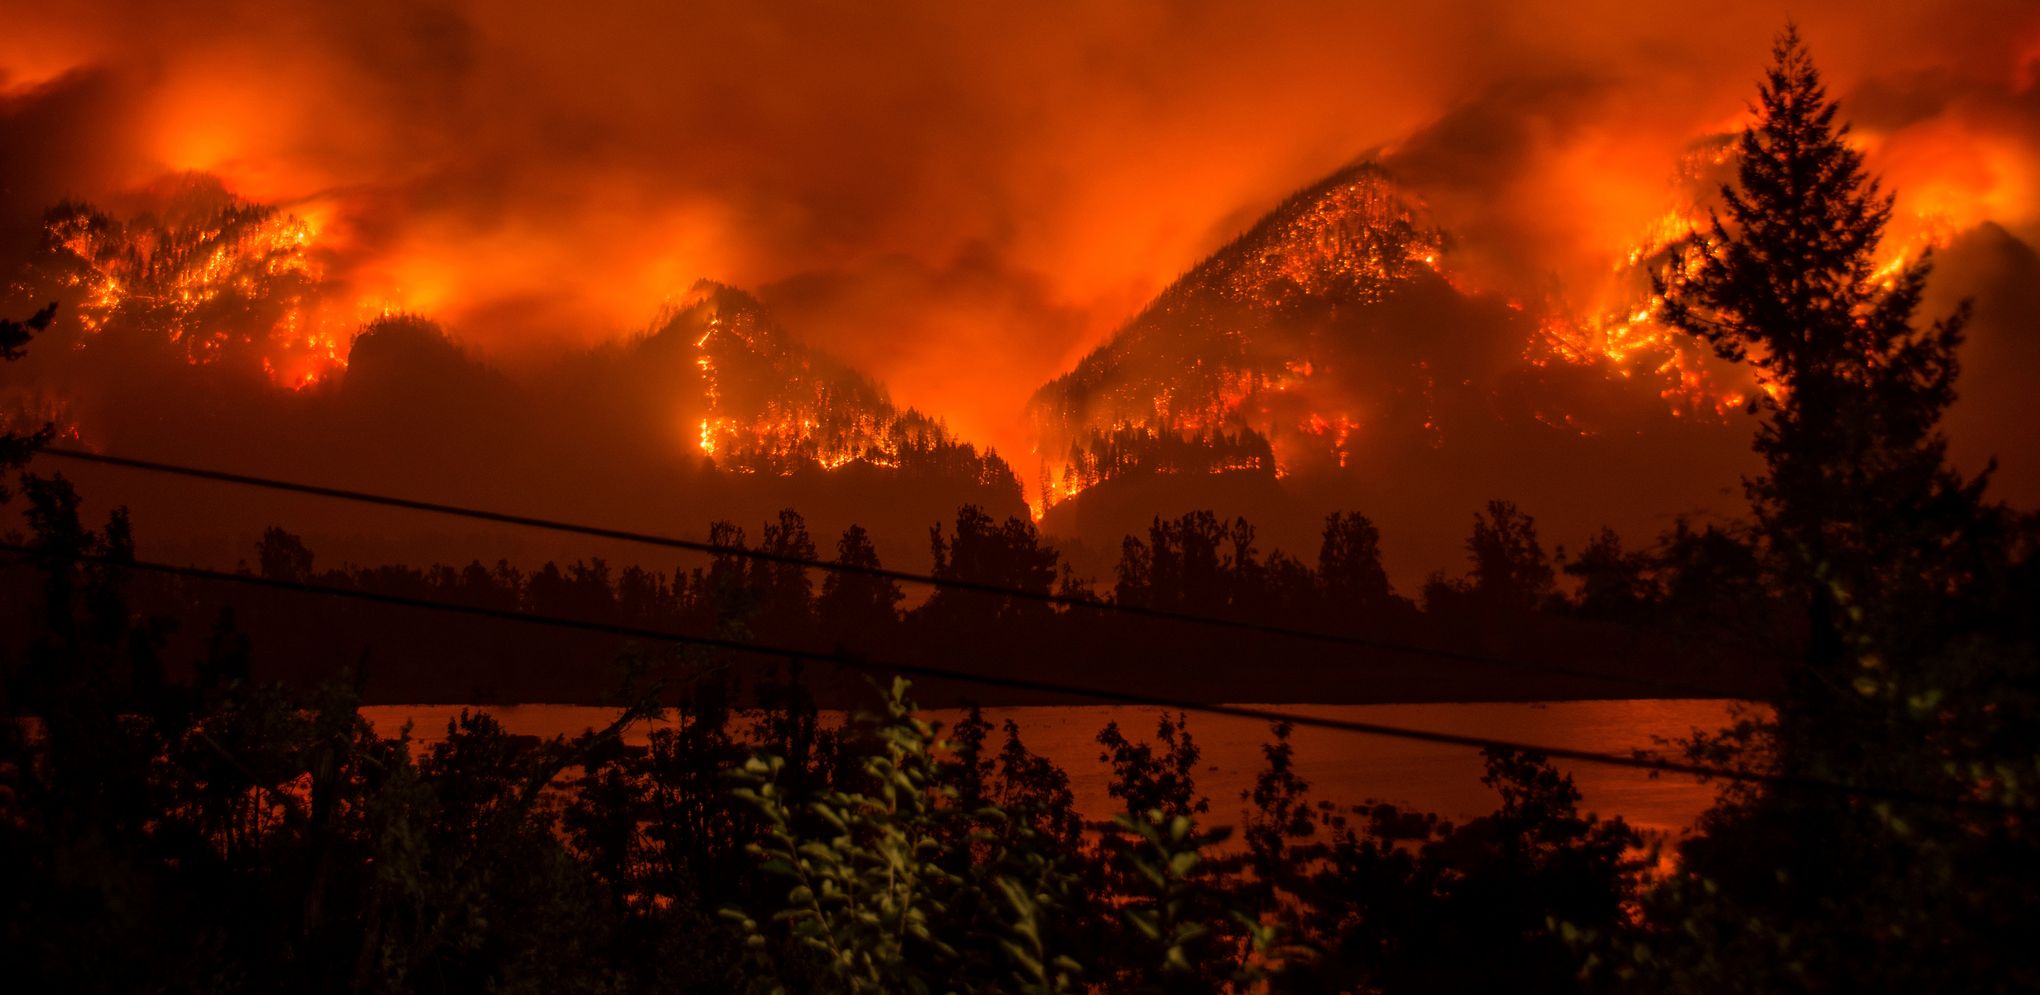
0;490;1787;705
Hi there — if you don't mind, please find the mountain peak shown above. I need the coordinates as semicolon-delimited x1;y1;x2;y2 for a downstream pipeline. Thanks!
1149;162;1444;317
630;281;1018;493
1027;162;1460;507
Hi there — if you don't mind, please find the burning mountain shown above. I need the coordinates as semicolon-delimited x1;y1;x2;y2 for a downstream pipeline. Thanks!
1029;164;1446;504
15;174;343;390
1527;138;1763;417
0;180;1027;569
1027;160;1769;579
1024;135;2032;583
0;151;2027;588
669;282;1018;485
2;177;1014;487
1030;162;1757;505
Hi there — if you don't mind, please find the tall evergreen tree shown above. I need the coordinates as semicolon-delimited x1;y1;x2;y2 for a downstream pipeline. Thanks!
1465;500;1554;614
0;304;57;492
1654;26;2007;791
1317;511;1393;621
1624;28;2040;991
1657;25;1987;678
818;523;903;636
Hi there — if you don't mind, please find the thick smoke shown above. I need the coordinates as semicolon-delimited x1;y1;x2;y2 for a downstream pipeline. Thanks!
1;2;2037;579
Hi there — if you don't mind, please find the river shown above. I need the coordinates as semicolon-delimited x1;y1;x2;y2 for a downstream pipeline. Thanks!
360;699;1749;839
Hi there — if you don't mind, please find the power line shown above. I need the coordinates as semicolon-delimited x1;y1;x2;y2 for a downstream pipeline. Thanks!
0;541;2009;815
37;446;1743;700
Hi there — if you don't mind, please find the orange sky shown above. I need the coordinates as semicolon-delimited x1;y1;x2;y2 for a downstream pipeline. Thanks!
4;0;2038;467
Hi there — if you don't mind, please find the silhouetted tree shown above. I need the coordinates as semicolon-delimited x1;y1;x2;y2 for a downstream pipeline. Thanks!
689;520;755;630
1657;25;1988;679
749;509;816;634
1117;511;1224;613
615;563;676;625
1562;527;1655;621
256;526;315;583
1054;561;1101;604
991;719;1083;849
1656;25;2014;779
1466;500;1555;613
1251;549;1321;627
1625;28;2040;991
1300;749;1639;995
817;523;902;637
0;304;56;489
0;302;53;363
922;504;1059;622
1098;712;1209;821
1651;519;1774;643
1240;721;1320;913
1092;712;1242;992
1114;511;1268;618
1318;511;1393;622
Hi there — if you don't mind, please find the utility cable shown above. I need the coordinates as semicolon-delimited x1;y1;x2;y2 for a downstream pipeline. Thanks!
38;446;1748;700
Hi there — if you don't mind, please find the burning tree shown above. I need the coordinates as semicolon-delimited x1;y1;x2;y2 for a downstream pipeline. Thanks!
22;176;340;388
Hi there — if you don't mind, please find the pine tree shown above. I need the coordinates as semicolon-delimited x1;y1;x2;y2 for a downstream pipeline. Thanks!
1465;500;1554;615
1316;511;1393;621
0;304;58;496
818;523;904;636
1623;29;2040;990
1657;25;1987;695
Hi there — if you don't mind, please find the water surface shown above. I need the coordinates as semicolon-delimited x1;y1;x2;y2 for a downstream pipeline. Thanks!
361;699;1747;838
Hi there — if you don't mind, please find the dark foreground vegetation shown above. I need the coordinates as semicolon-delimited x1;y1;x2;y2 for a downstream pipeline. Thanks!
3;28;2038;993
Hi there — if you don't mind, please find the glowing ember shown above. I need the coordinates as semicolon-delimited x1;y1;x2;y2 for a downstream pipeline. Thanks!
30;179;347;390
1531;138;1959;421
1028;165;1447;510
675;284;1016;485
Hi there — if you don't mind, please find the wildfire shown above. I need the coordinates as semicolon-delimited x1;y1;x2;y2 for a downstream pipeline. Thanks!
1532;154;1960;422
35;184;350;391
1530;298;1752;420
1212;173;1445;309
1872;212;1958;288
0;389;84;447
1302;413;1359;469
1028;165;1451;512
678;284;1009;485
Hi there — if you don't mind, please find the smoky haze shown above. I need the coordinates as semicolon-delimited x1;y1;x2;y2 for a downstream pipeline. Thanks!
1;1;2037;586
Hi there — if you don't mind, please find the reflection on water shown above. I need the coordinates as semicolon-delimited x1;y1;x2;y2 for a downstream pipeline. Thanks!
360;699;1748;838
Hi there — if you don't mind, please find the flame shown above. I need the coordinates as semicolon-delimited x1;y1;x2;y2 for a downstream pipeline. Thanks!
1030;168;1448;511
1301;412;1359;469
1031;131;1983;514
39;191;350;390
681;290;1004;484
1532;147;1963;423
